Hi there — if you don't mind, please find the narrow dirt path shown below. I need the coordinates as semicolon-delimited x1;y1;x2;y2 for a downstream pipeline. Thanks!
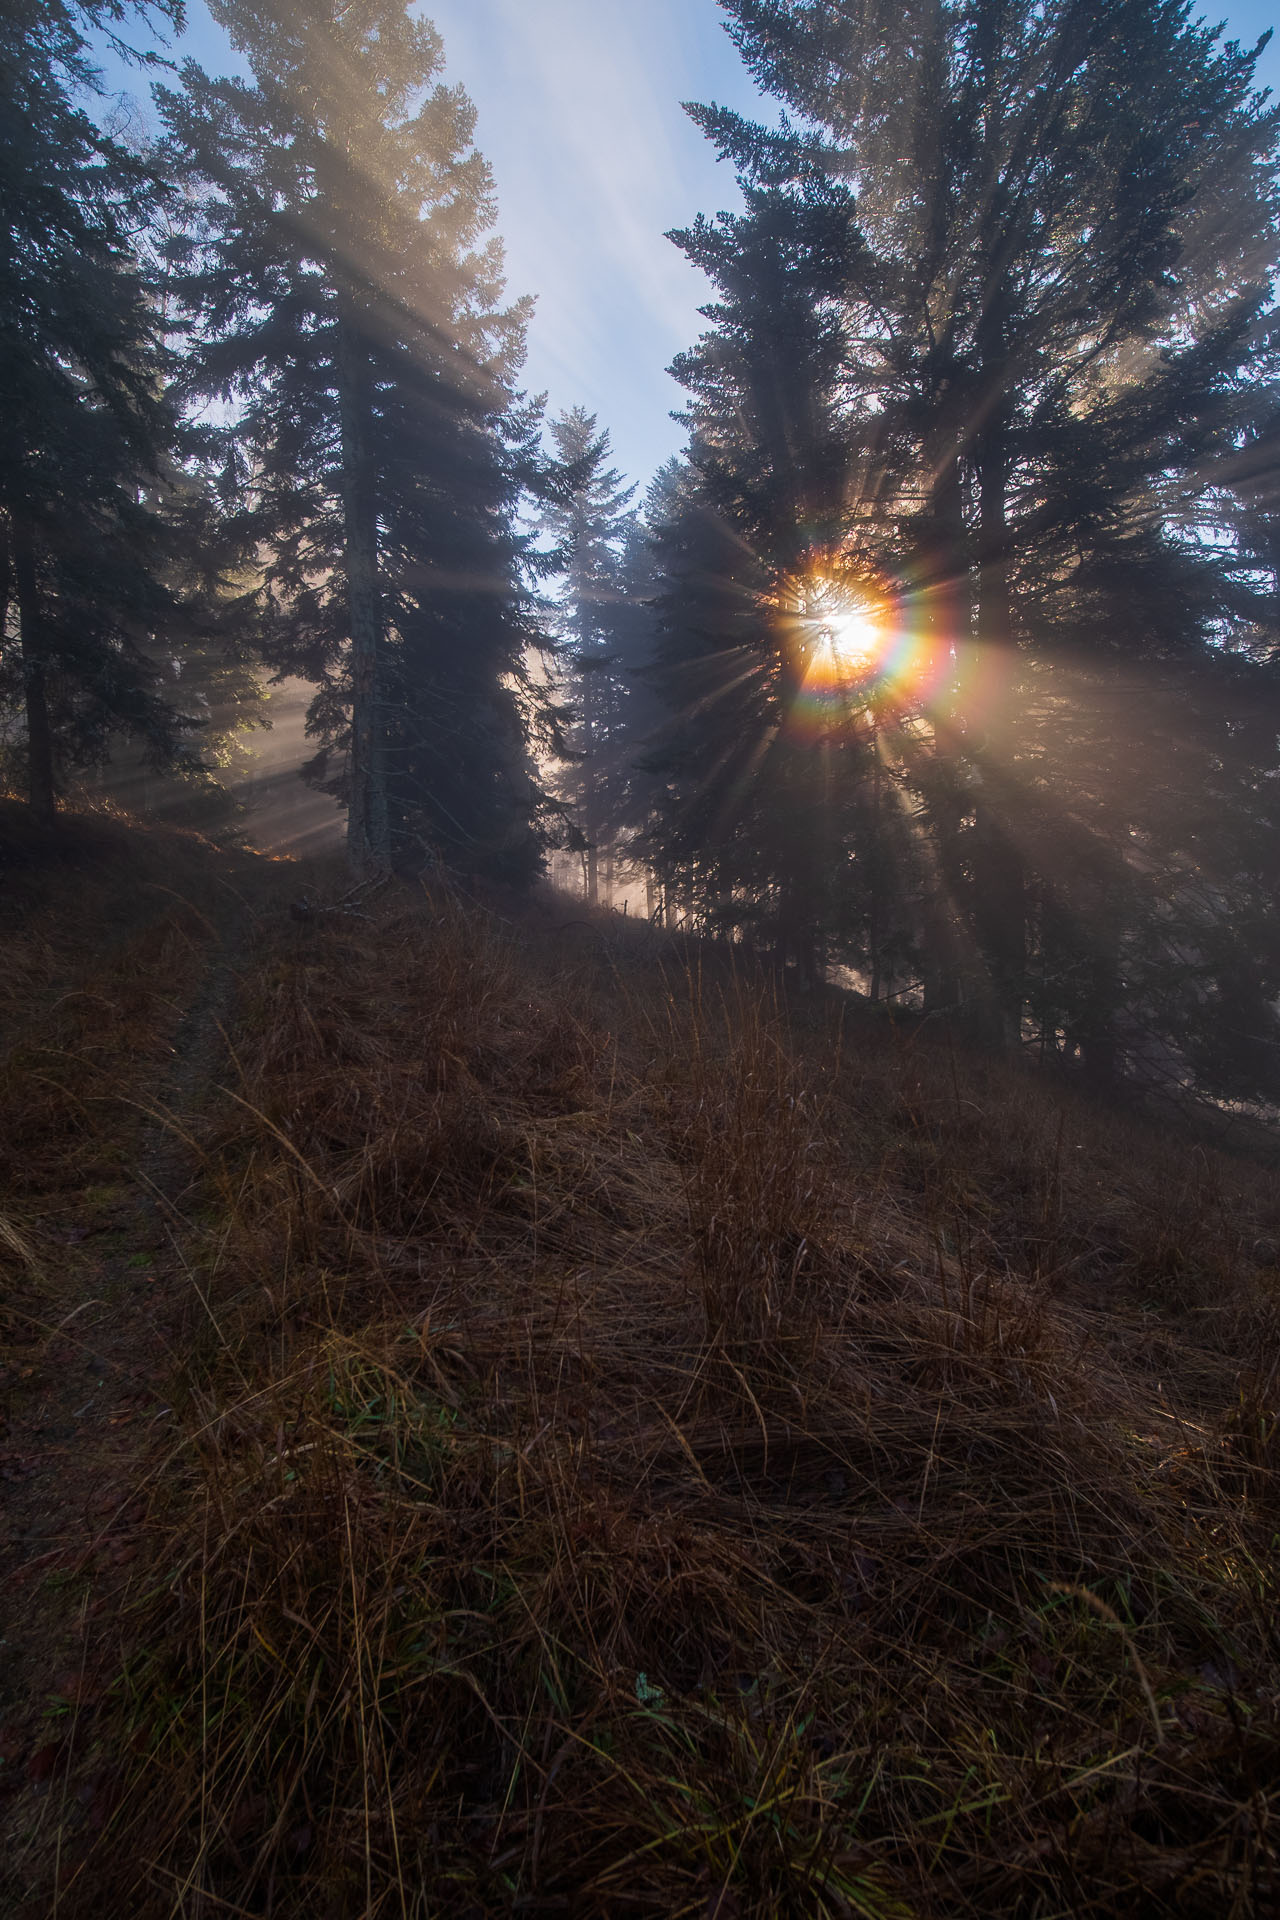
0;887;259;1904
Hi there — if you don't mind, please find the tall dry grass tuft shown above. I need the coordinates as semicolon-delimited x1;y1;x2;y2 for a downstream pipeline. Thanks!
675;969;835;1353
13;861;1277;1919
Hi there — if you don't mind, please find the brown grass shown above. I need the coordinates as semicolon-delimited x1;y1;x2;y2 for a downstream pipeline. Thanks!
3;834;1278;1917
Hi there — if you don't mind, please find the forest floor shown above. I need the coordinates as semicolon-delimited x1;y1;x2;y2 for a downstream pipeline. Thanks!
0;804;1277;1919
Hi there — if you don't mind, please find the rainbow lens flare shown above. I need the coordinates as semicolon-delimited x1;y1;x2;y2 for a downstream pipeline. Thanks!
818;602;883;682
787;575;955;739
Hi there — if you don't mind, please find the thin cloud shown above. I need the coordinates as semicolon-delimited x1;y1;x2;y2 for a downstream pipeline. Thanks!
424;0;766;483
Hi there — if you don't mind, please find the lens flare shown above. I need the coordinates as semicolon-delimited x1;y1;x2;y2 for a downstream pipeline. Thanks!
793;580;891;708
821;602;883;681
786;573;957;741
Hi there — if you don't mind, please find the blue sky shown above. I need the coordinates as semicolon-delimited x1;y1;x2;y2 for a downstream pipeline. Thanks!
95;0;1280;497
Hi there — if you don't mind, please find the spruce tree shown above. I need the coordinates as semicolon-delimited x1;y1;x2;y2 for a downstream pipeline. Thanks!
644;449;916;979
0;0;206;825
540;407;638;904
655;0;1280;1090
159;0;541;879
601;507;667;904
651;125;934;980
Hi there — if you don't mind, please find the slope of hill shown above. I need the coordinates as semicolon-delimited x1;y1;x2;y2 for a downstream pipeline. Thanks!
0;809;1277;1918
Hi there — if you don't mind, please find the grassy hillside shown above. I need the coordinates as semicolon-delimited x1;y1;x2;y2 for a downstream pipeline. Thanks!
1;808;1277;1917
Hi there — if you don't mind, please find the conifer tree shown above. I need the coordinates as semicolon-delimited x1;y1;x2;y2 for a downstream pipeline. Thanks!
649;128;934;978
160;0;542;879
0;0;207;824
541;407;638;903
654;0;1280;1090
602;506;667;901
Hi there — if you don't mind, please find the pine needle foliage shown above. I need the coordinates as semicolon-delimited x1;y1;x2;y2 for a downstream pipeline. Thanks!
0;0;213;823
158;0;545;881
647;0;1280;1096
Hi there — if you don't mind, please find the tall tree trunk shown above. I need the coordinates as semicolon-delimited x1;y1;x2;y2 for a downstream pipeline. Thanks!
337;299;389;875
582;656;599;905
12;519;55;828
0;520;9;691
970;421;1025;1050
966;0;1026;1050
1074;879;1122;1087
868;717;883;1003
921;417;967;1013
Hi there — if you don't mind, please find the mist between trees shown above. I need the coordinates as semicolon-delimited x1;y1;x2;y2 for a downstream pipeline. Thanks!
3;0;1280;1106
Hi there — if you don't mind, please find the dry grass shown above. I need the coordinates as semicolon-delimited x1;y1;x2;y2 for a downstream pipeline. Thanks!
0;803;266;1347
4;838;1278;1917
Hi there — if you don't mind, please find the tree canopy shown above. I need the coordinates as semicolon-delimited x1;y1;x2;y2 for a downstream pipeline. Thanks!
6;0;1280;1103
643;0;1280;1096
158;0;544;879
0;0;213;823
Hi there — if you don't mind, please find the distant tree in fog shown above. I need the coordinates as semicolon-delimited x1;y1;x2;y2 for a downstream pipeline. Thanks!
540;407;641;902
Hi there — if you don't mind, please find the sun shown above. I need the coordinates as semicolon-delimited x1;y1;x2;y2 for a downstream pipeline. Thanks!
825;603;882;677
800;580;887;691
786;569;951;735
782;572;906;725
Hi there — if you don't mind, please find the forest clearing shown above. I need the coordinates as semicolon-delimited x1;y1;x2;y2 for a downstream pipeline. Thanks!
0;805;1276;1917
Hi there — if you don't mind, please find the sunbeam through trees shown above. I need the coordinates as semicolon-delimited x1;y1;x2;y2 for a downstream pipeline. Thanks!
644;0;1280;1099
5;0;1278;1101
7;5;1280;1915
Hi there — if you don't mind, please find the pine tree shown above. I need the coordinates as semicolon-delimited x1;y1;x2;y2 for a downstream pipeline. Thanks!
85;462;271;830
650;124;934;980
601;506;667;903
540;407;638;903
159;0;541;879
644;450;917;980
0;0;206;825
655;0;1280;1090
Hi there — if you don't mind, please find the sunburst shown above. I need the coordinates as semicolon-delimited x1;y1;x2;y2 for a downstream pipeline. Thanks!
824;602;882;678
801;580;888;692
